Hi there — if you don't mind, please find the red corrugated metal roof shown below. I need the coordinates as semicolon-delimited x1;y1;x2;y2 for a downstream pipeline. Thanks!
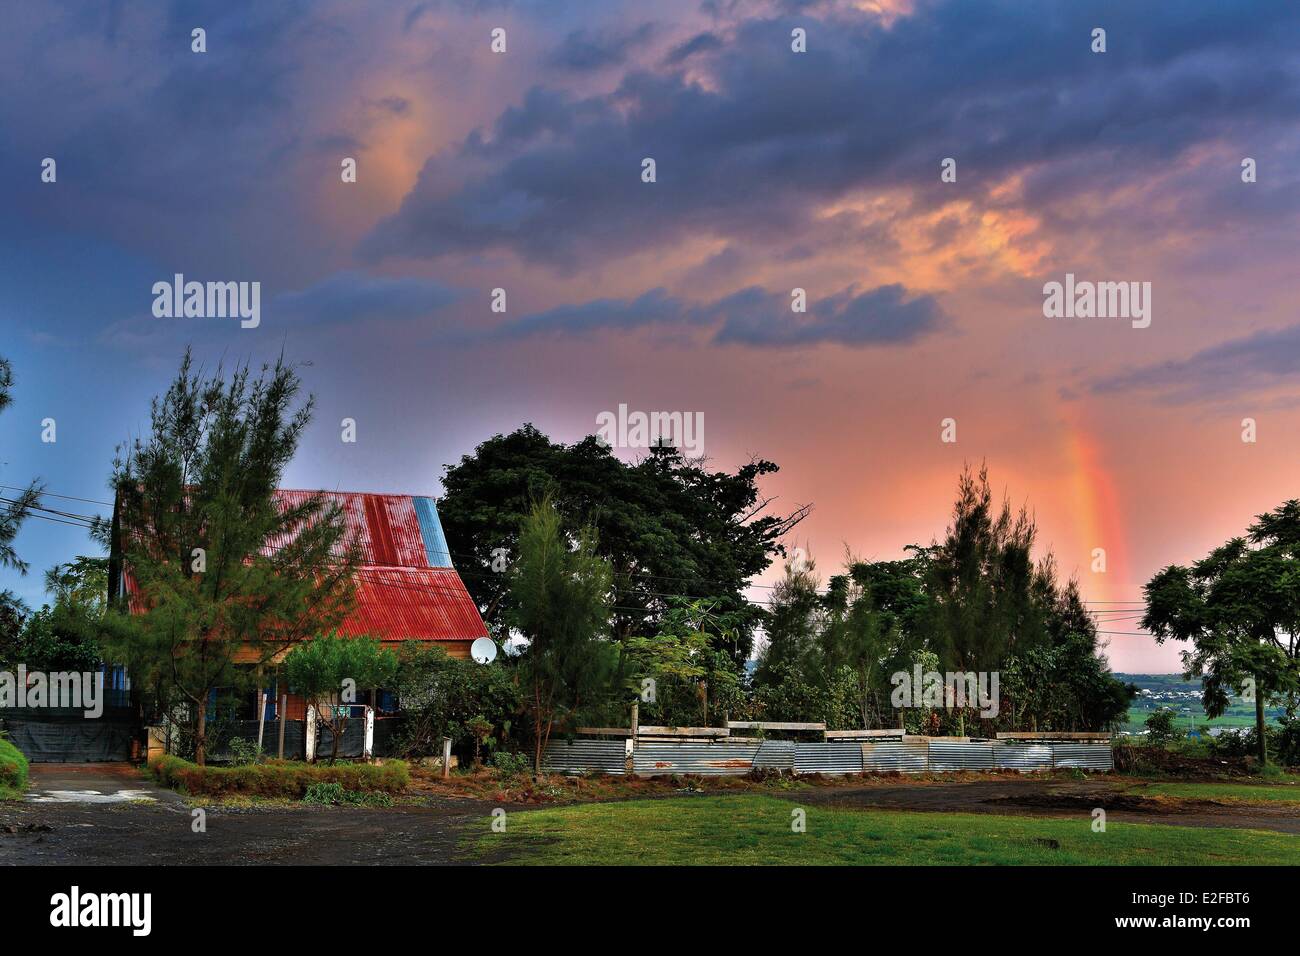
340;566;488;642
266;491;431;567
119;490;487;644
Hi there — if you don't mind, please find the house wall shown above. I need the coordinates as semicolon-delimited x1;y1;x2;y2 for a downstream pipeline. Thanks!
442;640;472;660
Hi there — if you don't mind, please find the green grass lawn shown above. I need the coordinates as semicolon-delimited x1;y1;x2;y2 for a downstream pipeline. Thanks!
470;794;1300;865
0;738;28;801
1129;780;1300;804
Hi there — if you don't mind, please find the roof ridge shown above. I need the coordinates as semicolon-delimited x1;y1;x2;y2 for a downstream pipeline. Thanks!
274;488;440;499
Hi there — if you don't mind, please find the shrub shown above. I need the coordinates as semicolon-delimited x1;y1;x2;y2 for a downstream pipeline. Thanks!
148;754;409;798
1144;707;1180;746
390;645;521;759
302;781;394;807
226;737;263;766
0;736;29;797
302;782;346;805
489;750;532;777
1209;727;1253;760
1209;720;1300;768
1275;717;1300;767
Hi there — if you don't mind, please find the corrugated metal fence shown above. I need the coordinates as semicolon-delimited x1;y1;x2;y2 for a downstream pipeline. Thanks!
543;736;1112;776
542;738;628;775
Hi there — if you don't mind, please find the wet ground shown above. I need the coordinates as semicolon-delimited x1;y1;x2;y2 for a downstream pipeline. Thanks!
0;763;509;865
3;764;1296;865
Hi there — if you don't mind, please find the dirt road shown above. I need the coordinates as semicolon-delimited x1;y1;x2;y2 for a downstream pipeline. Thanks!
0;763;506;866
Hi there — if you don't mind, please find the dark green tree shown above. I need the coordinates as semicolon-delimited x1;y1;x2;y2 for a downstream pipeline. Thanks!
0;356;42;574
624;597;748;727
915;466;1129;734
1144;707;1180;746
921;464;1053;676
508;495;614;774
103;350;360;765
1142;500;1300;766
0;558;109;673
822;556;931;729
390;644;521;758
0;590;29;666
438;425;806;667
753;554;823;687
284;632;398;763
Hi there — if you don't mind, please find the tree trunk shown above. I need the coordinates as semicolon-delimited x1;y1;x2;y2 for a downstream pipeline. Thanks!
330;714;344;763
1255;673;1268;766
532;679;543;777
195;696;208;767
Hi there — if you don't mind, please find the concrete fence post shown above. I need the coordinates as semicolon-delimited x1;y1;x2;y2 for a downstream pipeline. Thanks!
627;701;639;774
442;736;452;779
363;706;375;762
278;694;287;760
256;691;268;755
305;705;317;763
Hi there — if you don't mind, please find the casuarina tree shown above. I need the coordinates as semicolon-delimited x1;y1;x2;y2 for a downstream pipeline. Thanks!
0;356;42;575
508;495;614;775
103;349;360;765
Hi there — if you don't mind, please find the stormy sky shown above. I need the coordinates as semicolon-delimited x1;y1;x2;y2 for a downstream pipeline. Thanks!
3;0;1299;671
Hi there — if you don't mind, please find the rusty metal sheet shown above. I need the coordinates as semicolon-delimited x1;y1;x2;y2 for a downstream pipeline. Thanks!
752;739;797;771
993;743;1053;771
928;740;995;771
632;740;760;776
861;738;929;773
794;741;863;775
543;738;627;775
1050;743;1114;770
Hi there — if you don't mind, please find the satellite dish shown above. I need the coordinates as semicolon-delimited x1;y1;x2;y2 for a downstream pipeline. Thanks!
471;637;498;664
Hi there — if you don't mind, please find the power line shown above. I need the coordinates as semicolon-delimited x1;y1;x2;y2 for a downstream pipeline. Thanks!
12;484;1164;604
10;484;1164;614
0;485;113;508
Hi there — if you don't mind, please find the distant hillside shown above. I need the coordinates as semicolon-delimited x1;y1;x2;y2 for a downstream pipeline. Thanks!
1114;673;1282;733
1114;674;1200;693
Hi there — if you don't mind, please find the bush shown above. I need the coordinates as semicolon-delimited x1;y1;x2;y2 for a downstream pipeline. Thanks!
489;750;532;777
148;755;409;798
1209;720;1300;768
303;781;394;807
303;781;346;804
391;645;521;759
226;737;263;766
0;736;29;797
1209;727;1254;760
1144;707;1180;746
1275;717;1300;767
